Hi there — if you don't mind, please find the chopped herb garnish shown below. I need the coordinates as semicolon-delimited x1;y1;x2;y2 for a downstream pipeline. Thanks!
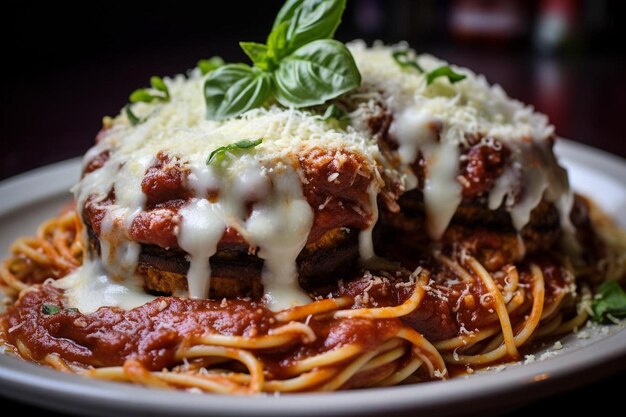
426;65;467;85
206;139;263;166
204;0;361;120
65;307;79;313
392;49;424;73
124;105;142;126
42;304;61;315
392;49;466;85
198;56;225;75
130;76;171;103
592;281;626;324
124;76;171;125
317;104;348;122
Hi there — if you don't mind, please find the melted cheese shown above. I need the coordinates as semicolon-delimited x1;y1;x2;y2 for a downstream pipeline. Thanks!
74;76;384;312
54;257;155;313
178;199;225;299
69;42;574;313
358;182;379;260
348;41;572;238
245;165;314;309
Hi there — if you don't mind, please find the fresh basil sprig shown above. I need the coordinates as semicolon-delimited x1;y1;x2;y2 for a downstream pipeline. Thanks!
198;56;225;75
130;76;171;103
207;139;263;166
392;49;466;86
204;0;361;121
592;281;626;324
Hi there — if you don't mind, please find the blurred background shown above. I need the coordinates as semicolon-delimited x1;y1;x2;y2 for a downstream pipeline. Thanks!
1;0;626;180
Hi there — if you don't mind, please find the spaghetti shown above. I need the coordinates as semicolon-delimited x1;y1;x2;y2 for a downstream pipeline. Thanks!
0;208;612;393
1;8;624;393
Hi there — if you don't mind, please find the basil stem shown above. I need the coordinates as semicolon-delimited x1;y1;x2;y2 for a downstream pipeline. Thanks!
206;139;263;165
205;0;360;120
426;66;466;85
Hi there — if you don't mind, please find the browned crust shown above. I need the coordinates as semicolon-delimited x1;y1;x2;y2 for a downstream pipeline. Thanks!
88;226;360;299
381;190;561;271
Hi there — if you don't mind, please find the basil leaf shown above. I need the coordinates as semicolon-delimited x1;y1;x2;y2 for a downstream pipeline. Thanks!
124;105;142;126
129;77;170;103
207;138;263;165
240;42;271;70
42;304;61;315
198;56;225;75
592;281;626;324
318;104;347;121
273;0;346;53
392;49;424;73
266;21;290;62
427;66;466;85
204;64;273;121
129;89;158;103
150;76;170;100
274;39;361;108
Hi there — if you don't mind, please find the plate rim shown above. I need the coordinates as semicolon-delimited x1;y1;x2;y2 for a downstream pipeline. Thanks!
1;140;626;417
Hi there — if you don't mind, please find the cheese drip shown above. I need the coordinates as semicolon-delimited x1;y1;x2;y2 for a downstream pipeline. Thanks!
54;257;156;314
71;78;383;311
68;42;574;313
489;139;574;233
390;109;462;239
178;199;225;299
246;165;314;310
349;41;574;237
178;157;313;309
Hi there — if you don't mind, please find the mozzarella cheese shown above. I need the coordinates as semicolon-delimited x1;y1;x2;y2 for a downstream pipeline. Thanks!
69;74;385;312
348;41;573;238
63;42;573;313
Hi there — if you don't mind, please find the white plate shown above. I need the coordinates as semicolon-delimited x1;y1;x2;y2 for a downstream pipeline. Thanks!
0;140;625;417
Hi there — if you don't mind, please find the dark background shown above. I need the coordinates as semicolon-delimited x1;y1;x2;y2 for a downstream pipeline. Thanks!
1;0;626;415
2;0;626;179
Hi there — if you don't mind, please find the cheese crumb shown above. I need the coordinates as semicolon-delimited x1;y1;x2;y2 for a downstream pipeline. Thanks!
524;354;536;364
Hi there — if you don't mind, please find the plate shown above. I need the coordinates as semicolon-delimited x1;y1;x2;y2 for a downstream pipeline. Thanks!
1;140;625;417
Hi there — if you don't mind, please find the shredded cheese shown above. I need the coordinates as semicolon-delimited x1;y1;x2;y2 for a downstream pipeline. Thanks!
66;42;575;313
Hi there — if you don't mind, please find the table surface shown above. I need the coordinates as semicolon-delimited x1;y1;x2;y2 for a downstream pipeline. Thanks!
1;42;625;416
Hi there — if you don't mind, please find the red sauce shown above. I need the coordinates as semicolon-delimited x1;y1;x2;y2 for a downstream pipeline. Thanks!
459;142;509;198
333;273;493;341
1;259;570;372
82;193;115;237
129;200;183;249
83;151;110;175
82;147;375;249
409;141;509;199
298;148;374;242
142;153;192;208
3;285;270;369
2;285;400;374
